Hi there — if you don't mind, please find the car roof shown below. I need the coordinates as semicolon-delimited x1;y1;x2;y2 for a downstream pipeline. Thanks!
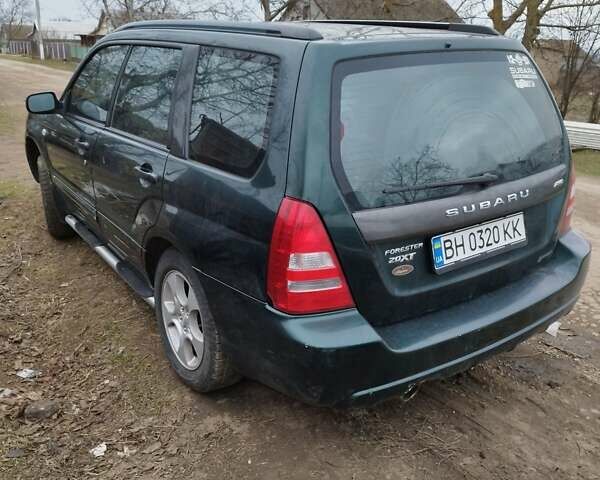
115;19;499;42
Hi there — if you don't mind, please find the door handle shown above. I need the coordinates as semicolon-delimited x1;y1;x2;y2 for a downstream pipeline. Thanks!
75;138;90;160
134;164;158;184
75;138;90;149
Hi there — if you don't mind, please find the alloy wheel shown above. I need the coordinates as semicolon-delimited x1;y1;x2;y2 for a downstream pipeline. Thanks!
161;270;204;370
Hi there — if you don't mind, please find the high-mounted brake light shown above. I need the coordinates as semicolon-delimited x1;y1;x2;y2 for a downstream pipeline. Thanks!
267;197;355;314
558;163;576;236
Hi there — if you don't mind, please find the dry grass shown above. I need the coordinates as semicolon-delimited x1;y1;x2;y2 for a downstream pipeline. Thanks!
0;102;17;136
0;180;26;200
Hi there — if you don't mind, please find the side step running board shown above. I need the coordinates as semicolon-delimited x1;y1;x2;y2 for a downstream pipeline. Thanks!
65;215;155;308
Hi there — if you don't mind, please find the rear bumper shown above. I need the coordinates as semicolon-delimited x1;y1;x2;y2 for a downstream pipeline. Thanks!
204;230;590;407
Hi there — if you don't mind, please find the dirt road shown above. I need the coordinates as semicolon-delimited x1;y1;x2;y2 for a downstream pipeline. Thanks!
1;58;599;480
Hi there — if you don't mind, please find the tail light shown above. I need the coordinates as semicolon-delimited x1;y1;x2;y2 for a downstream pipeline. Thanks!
558;163;576;236
267;197;355;315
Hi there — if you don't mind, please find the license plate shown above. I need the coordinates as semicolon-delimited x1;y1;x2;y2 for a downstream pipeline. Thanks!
431;213;527;273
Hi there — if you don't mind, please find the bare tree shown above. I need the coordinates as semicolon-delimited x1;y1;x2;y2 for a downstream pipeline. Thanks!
588;64;600;123
452;1;600;119
81;0;177;27
453;1;600;50
551;4;600;117
178;0;257;21
381;146;457;206
259;0;300;21
82;0;256;27
0;0;32;45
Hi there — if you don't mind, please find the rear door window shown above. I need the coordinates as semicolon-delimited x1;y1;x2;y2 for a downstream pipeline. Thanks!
68;45;128;123
188;47;278;177
112;46;182;146
332;50;566;210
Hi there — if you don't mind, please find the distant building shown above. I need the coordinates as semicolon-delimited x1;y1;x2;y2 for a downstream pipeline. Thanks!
25;20;95;60
79;11;110;47
36;20;98;41
0;23;34;53
532;39;600;92
281;0;462;22
2;17;109;60
532;39;580;89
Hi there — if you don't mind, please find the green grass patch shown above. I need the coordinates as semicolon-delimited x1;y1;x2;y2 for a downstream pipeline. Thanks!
573;149;600;177
0;53;78;72
0;180;29;200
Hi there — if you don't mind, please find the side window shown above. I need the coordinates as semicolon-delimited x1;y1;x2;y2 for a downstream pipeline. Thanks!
68;45;128;123
112;46;182;146
189;47;278;177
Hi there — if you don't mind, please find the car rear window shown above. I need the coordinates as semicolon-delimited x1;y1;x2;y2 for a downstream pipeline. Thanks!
331;50;566;210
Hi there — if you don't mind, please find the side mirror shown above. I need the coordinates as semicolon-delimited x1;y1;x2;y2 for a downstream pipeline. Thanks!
26;92;60;114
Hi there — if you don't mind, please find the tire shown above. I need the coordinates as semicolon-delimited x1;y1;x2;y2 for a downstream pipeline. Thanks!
154;248;240;392
37;156;74;239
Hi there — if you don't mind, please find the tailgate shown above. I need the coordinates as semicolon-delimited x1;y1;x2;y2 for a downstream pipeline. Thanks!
327;49;570;326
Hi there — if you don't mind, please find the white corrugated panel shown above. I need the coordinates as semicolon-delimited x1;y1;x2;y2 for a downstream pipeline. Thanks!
564;121;600;151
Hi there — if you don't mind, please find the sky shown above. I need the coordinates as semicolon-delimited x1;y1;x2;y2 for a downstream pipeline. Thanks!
36;0;260;21
33;0;591;38
39;0;87;21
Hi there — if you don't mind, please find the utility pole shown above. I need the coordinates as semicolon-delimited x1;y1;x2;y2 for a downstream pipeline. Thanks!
34;0;45;60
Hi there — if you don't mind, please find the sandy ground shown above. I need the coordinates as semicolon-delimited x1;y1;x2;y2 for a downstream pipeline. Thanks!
1;58;599;480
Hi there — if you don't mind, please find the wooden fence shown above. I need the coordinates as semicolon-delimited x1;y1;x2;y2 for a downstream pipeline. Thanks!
8;39;89;61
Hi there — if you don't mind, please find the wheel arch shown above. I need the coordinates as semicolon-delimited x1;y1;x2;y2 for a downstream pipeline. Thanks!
144;236;175;287
25;136;42;182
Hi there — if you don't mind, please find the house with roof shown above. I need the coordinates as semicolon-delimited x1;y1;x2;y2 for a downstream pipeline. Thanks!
532;39;582;89
38;20;98;41
0;23;34;54
281;0;461;22
26;20;97;60
532;39;600;92
2;17;108;60
79;11;110;47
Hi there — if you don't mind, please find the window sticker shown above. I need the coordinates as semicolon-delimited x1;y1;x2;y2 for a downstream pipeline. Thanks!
506;53;538;89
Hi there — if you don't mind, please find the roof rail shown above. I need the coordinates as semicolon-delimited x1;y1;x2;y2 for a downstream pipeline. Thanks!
306;19;500;37
115;20;323;41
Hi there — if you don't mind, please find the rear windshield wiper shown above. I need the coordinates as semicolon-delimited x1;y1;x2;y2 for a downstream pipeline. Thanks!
382;173;499;195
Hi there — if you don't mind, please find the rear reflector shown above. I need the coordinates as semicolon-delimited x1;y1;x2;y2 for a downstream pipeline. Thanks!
559;163;576;236
267;197;355;314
